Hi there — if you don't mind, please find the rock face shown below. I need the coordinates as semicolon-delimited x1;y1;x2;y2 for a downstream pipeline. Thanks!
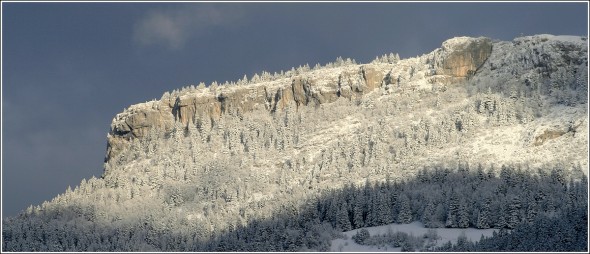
106;37;494;162
438;37;493;77
109;69;382;138
105;67;390;162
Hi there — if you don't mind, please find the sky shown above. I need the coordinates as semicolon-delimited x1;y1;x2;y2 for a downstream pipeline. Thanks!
1;2;588;217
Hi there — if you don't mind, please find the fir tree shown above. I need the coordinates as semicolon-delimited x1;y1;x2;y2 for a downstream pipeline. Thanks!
476;198;491;229
336;202;352;231
422;200;438;228
397;194;412;224
352;193;365;228
457;202;470;228
507;196;522;229
445;193;459;228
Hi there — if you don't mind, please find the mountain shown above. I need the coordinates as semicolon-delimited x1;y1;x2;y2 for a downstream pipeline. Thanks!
2;34;588;251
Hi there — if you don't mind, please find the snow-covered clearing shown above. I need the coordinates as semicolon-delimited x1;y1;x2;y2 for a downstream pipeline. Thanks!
330;221;497;252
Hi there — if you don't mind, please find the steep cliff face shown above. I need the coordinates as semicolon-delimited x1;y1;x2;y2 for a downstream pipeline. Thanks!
106;37;494;163
438;37;493;77
109;66;387;137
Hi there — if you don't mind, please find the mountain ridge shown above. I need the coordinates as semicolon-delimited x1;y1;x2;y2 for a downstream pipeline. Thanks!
105;36;493;164
3;34;588;252
104;34;586;174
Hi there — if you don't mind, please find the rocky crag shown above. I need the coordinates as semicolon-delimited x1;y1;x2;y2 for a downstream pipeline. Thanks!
106;37;493;161
106;35;586;173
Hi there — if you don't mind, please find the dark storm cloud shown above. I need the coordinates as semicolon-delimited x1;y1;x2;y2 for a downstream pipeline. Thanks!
2;2;587;217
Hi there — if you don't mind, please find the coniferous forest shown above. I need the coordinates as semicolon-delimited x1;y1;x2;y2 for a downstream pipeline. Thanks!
205;164;587;251
3;163;587;251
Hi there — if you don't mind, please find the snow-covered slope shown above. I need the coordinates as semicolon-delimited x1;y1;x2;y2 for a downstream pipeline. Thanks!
330;221;497;252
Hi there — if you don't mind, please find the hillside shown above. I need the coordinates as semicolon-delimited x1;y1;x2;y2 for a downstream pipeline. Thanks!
2;34;588;251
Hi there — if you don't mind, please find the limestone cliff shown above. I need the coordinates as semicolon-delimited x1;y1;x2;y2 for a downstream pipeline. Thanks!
438;37;493;77
106;36;494;163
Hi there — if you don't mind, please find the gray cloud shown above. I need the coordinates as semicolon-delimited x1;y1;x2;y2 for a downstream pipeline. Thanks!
133;5;244;50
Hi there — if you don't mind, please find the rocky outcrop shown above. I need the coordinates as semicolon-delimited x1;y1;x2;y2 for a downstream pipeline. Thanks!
533;119;585;146
437;37;493;77
106;65;386;162
105;37;494;163
110;68;386;133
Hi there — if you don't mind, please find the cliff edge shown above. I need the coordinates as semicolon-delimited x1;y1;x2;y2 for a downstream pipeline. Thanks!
106;36;494;163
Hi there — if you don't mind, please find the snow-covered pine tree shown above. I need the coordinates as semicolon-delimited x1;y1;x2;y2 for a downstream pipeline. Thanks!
352;193;365;228
397;194;412;224
336;202;352;231
457;201;470;228
476;198;491;229
445;193;459;228
507;196;522;229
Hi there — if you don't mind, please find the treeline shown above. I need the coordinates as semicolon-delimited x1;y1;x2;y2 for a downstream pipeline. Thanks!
164;54;377;100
